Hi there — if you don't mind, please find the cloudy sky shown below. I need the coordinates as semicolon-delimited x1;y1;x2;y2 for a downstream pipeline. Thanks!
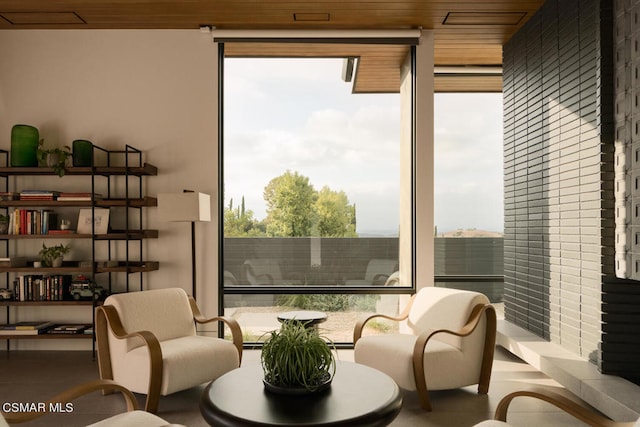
224;58;503;235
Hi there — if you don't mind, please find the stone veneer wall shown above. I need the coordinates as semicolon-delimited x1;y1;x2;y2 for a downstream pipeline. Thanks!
607;0;640;381
503;0;615;364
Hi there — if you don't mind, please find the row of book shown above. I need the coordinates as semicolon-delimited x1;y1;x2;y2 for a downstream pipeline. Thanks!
12;275;73;302
0;321;92;335
0;191;103;202
6;209;59;235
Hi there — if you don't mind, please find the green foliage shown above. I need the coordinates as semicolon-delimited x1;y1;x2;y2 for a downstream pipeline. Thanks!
39;243;71;266
365;319;393;333
264;171;316;237
278;293;378;312
224;197;266;237
261;321;336;391
224;171;358;238
313;186;357;237
37;139;71;177
279;294;351;312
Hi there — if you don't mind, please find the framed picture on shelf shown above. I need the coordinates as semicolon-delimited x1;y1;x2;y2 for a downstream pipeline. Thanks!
76;208;110;234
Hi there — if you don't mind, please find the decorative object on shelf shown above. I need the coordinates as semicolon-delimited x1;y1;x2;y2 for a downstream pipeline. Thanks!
0;192;18;201
158;191;211;301
0;257;28;268
0;213;9;234
72;139;93;167
36;139;71;177
0;287;14;300
261;319;336;395
76;208;110;234
10;124;40;167
39;242;71;268
69;275;108;301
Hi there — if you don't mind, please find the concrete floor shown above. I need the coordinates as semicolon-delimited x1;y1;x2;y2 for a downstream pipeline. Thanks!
0;346;610;427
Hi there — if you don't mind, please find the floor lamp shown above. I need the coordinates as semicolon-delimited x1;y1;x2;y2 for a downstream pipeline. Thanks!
158;191;211;301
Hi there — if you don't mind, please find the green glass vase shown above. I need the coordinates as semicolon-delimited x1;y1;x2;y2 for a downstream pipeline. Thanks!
72;139;93;167
10;124;39;167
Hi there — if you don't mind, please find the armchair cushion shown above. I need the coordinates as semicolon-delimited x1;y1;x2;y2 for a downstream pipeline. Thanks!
120;335;240;395
106;287;196;354
354;329;474;391
408;287;490;351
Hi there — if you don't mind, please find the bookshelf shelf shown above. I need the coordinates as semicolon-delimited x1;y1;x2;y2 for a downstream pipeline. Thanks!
0;300;95;307
0;333;92;339
0;229;159;240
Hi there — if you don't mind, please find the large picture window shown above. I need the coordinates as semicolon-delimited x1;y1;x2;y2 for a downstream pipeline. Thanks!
433;93;504;304
220;44;415;345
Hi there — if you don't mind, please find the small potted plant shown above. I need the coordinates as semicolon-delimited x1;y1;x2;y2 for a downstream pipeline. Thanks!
261;319;336;394
37;139;72;177
39;243;71;267
0;214;9;235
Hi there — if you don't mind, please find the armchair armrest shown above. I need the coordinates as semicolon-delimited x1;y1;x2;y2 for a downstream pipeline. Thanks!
412;303;497;411
494;387;636;427
2;379;138;424
189;297;243;364
95;305;163;413
353;294;416;344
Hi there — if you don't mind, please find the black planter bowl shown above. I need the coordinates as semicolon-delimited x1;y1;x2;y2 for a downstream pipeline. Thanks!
263;373;332;396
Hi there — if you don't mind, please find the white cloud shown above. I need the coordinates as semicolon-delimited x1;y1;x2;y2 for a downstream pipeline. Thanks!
224;59;503;234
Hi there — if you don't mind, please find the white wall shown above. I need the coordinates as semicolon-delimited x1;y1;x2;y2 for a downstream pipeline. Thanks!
0;30;220;349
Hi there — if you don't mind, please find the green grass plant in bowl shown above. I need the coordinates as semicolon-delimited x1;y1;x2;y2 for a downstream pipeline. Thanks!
261;319;336;395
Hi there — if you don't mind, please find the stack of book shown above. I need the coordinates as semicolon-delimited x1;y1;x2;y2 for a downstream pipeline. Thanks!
0;321;55;335
56;192;102;201
19;190;59;201
46;324;88;335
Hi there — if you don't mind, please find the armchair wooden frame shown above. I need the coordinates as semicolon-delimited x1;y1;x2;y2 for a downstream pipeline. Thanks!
354;294;497;411
2;379;138;424
492;387;636;427
96;295;243;413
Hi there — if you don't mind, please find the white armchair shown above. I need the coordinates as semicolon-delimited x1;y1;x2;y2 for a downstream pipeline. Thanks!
353;286;496;411
0;379;180;426
96;288;243;413
474;387;638;427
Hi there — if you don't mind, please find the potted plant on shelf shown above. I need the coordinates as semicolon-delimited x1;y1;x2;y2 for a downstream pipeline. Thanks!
39;243;71;268
0;214;9;235
37;139;72;177
261;319;336;395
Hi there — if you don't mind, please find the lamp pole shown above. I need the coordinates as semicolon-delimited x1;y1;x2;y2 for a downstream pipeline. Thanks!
191;220;197;301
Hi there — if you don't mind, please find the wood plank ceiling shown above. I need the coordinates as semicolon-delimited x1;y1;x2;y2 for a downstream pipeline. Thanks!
0;1;545;92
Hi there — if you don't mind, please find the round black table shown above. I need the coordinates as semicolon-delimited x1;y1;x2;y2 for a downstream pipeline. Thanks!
200;362;402;427
277;310;328;328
